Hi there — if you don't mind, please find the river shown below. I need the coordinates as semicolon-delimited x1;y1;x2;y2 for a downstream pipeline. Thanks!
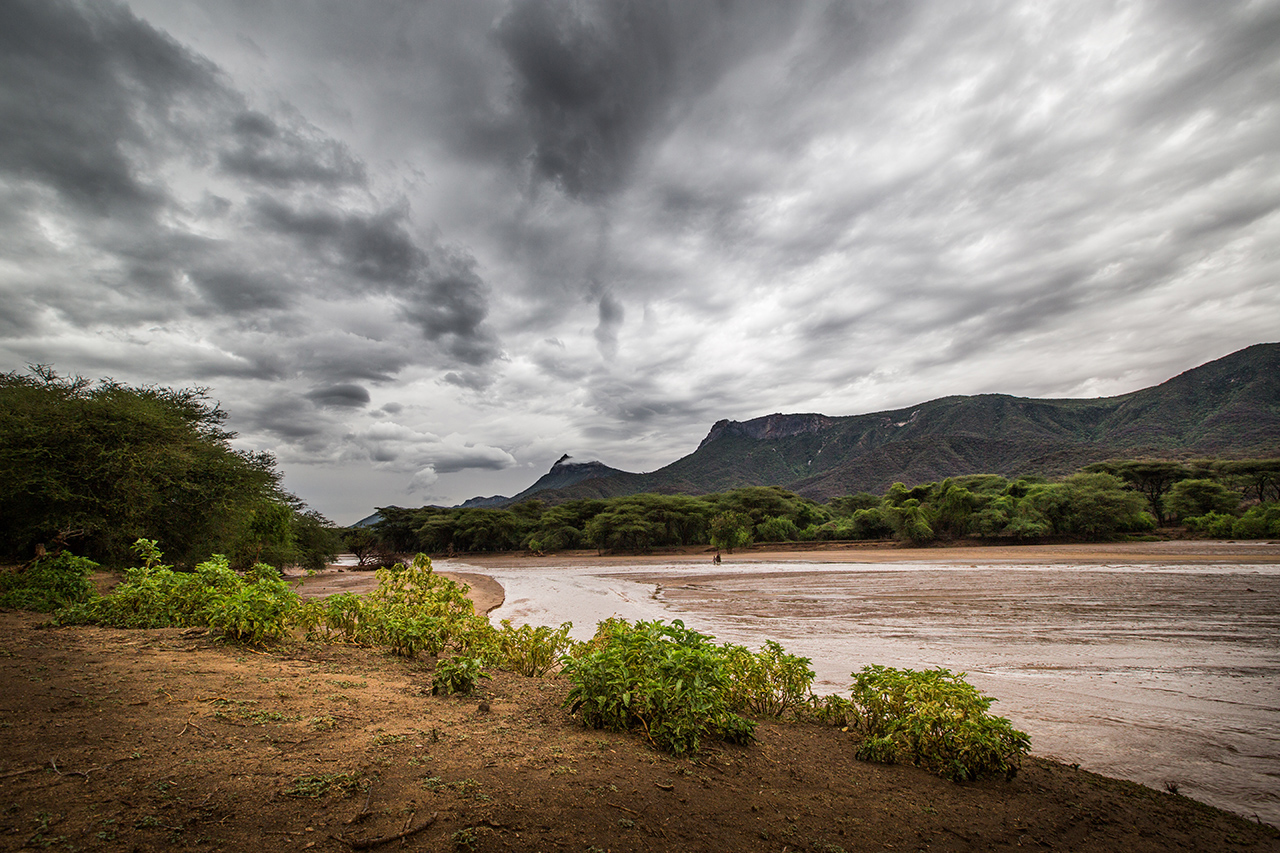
443;556;1280;825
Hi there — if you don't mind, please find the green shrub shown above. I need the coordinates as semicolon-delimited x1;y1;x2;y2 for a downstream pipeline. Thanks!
55;543;298;644
562;619;755;756
1233;503;1280;539
203;564;298;643
721;640;815;716
432;655;487;696
1184;511;1238;538
0;551;99;612
491;620;575;676
848;665;1030;782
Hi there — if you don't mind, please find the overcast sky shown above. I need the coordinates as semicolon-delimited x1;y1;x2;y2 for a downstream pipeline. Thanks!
3;0;1278;523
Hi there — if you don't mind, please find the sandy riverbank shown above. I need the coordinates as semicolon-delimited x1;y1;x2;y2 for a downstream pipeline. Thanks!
290;540;1279;619
446;538;1280;570
288;566;506;614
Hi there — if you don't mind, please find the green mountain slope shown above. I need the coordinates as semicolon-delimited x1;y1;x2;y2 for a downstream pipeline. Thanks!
516;343;1280;504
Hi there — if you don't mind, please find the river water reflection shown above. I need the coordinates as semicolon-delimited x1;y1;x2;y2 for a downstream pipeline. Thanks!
451;558;1280;824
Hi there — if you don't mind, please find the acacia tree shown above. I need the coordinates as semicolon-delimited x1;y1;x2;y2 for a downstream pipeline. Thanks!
1086;460;1192;524
0;366;326;566
1165;479;1241;521
709;511;753;552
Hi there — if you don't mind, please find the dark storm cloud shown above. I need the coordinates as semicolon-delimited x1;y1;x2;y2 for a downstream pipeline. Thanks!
0;0;511;467
1136;2;1280;124
189;268;289;314
496;0;802;200
252;198;501;367
0;0;205;218
400;271;502;368
592;291;624;359
219;110;367;188
250;199;425;286
305;384;371;408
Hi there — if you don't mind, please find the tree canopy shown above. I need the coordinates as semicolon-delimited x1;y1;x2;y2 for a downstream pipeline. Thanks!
0;367;337;567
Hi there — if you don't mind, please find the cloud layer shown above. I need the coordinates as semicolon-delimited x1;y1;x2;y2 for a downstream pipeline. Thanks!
3;0;1278;521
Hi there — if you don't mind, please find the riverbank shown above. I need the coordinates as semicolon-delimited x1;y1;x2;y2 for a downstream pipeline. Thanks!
448;538;1280;568
290;566;505;614
1;608;1275;852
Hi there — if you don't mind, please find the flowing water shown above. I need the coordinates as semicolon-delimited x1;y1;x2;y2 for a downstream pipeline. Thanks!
447;557;1280;825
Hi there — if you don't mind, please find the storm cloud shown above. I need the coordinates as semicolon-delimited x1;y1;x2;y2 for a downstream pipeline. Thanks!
3;0;1278;521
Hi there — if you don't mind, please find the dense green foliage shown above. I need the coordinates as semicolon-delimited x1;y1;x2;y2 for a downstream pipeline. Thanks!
562;619;757;756
360;456;1280;556
848;665;1031;782
0;551;98;612
0;367;341;567
721;640;815;717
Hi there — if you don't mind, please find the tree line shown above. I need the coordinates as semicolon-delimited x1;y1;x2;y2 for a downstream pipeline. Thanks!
356;458;1280;558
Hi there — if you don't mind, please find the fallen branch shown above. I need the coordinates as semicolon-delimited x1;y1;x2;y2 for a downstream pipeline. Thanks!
606;801;640;815
343;811;438;850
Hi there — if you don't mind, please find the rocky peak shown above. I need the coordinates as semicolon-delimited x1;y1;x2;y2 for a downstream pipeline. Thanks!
698;413;835;449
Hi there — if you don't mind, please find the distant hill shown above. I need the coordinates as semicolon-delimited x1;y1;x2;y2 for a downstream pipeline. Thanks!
458;455;633;508
495;343;1280;505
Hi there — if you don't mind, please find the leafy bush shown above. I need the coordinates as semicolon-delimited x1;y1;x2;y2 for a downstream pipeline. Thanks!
848;665;1030;782
204;564;298;643
1232;502;1280;538
563;619;755;756
294;554;488;657
0;551;99;612
55;542;298;643
1184;511;1238;538
432;655;488;695
721;640;815;716
491;620;575;676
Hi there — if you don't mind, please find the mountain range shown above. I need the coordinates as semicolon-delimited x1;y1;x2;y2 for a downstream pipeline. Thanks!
461;343;1280;508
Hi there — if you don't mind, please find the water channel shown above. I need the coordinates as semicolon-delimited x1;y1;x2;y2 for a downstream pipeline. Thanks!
444;557;1280;825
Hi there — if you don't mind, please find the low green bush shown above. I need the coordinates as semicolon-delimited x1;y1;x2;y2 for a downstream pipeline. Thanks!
562;619;755;756
432;655;488;695
1233;502;1280;538
721;640;815;716
491;620;575;676
848;665;1030;781
0;551;98;612
1184;511;1238;538
57;549;300;643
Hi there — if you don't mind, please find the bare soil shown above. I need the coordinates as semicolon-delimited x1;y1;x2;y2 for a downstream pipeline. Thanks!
2;593;1277;852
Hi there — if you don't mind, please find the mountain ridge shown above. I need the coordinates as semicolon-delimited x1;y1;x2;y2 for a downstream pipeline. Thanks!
464;343;1280;508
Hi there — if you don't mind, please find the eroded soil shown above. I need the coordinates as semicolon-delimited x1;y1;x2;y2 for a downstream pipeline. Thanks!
1;610;1276;853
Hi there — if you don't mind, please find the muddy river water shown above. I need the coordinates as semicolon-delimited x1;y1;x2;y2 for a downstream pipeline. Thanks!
448;556;1280;824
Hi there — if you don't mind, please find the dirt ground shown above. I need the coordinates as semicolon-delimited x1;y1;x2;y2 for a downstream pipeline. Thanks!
2;597;1277;852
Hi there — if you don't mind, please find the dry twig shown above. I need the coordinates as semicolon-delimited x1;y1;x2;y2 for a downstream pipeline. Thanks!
342;811;439;850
